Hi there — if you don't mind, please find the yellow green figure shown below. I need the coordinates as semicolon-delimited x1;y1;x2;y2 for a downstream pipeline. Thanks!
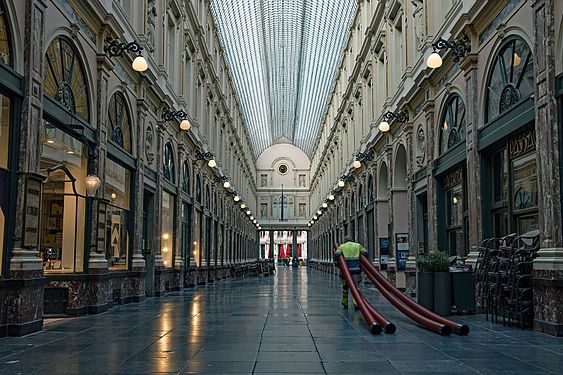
334;235;368;309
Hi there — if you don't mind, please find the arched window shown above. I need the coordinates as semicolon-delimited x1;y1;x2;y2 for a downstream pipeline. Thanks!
0;0;13;66
108;92;132;152
439;94;466;155
44;37;90;121
195;174;201;202
486;37;534;122
367;175;374;203
163;142;175;182
358;184;364;208
182;161;190;194
205;185;210;208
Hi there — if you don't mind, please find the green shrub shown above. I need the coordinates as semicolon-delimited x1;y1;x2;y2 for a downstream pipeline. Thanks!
417;251;450;272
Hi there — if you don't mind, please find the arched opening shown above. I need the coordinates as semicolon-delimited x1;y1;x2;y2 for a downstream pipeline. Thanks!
393;144;408;189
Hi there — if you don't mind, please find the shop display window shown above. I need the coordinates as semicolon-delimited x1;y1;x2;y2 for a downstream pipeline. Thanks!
0;94;9;275
105;158;131;270
512;152;538;233
40;121;87;273
161;190;175;268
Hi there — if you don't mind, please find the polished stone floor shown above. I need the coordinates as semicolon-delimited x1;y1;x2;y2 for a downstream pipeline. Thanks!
1;267;562;374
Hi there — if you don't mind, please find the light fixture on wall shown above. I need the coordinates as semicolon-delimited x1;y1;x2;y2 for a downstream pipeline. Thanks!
84;175;102;197
317;210;322;215
378;110;408;132
322;202;328;208
162;108;191;131
353;152;374;169
250;216;254;220
234;195;240;202
307;223;311;227
246;210;251;215
105;37;148;72
328;194;335;201
241;203;246;209
313;215;318;220
338;174;354;188
196;151;216;168
215;175;230;189
426;37;470;69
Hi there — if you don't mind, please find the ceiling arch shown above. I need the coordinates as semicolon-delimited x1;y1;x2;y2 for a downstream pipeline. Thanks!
211;0;357;157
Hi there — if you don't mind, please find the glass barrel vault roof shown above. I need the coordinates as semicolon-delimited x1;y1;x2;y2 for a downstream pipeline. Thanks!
211;0;357;157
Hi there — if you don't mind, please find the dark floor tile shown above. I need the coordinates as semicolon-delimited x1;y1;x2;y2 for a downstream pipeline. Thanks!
253;360;325;373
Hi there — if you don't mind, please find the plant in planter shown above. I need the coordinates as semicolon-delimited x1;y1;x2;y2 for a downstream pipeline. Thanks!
416;254;434;311
432;251;452;316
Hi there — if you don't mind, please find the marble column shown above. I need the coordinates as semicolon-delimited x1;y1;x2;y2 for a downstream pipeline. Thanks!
5;0;47;336
423;101;437;252
460;51;482;268
532;0;563;336
153;122;165;295
292;230;298;267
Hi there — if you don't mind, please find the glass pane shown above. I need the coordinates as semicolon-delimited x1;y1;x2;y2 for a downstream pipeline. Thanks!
493;211;509;238
0;0;11;66
40;121;87;273
492;149;508;204
440;94;466;154
161;191;174;268
44;38;89;121
108;93;131;152
0;94;9;168
446;184;463;227
512;153;538;212
106;206;129;270
210;0;357;156
517;214;538;234
105;159;131;210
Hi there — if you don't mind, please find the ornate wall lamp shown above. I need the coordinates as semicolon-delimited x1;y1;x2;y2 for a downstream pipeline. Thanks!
196;151;216;168
379;110;408;132
162;108;191;131
214;175;230;189
337;174;354;188
353;152;374;169
105;37;148;72
426;37;471;69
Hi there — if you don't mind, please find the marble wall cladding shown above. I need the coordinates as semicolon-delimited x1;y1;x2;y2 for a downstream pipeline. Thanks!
154;270;166;295
208;266;216;282
405;270;417;297
197;268;208;285
533;269;563;335
87;278;111;313
172;269;182;290
185;269;196;287
4;283;43;331
129;273;146;300
46;279;88;314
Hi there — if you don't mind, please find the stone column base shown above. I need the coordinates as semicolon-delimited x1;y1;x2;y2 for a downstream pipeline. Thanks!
532;247;563;336
0;270;45;337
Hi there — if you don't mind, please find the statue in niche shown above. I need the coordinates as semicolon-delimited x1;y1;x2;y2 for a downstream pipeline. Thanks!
298;203;306;218
260;174;267;187
147;0;157;52
416;125;426;168
260;204;268;218
298;174;306;187
412;0;426;51
145;126;155;165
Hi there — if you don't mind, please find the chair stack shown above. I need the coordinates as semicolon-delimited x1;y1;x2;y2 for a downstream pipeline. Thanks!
474;231;540;328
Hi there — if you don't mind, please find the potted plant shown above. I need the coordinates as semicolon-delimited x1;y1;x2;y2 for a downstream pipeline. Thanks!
416;254;434;311
432;251;452;316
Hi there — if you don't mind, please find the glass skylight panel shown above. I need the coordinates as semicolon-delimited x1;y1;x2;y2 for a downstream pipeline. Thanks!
211;0;357;158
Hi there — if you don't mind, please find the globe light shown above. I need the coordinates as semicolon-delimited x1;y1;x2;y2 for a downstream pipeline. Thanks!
338;180;345;188
250;216;254;220
317;210;322;215
353;160;362;169
378;121;390;132
132;55;148;72
307;223;311;227
111;193;117;200
208;159;217;168
84;175;101;197
223;181;231;189
322;203;328;208
241;203;246;209
328;194;335;201
246;210;251;215
162;233;169;240
313;215;318;220
180;118;191;131
234;195;240;202
426;51;443;69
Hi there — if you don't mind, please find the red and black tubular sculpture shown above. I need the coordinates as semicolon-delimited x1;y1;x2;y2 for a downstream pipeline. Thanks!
337;255;382;334
360;255;469;336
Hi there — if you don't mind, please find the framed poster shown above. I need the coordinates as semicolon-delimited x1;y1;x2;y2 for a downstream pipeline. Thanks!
395;233;409;270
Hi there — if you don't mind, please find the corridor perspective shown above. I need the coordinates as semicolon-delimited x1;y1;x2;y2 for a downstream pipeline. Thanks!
2;267;561;375
1;0;563;373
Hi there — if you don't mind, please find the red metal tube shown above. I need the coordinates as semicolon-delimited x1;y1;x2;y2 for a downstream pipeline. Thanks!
337;256;382;334
360;295;396;333
361;266;451;335
360;255;469;336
